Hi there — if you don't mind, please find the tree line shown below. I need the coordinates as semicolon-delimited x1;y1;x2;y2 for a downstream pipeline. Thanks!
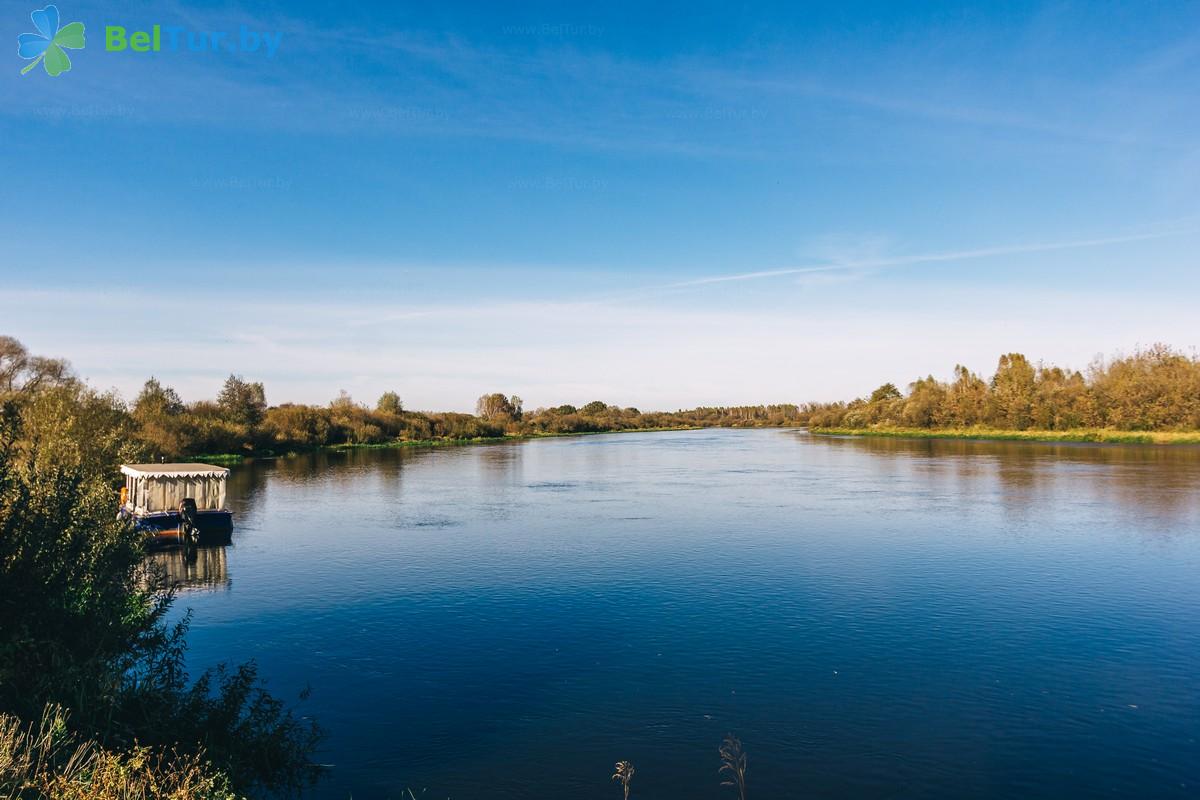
127;372;801;461
800;344;1200;432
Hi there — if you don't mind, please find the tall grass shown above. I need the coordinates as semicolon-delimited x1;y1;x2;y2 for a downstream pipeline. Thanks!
718;735;748;800
611;760;634;800
0;705;238;800
608;736;748;799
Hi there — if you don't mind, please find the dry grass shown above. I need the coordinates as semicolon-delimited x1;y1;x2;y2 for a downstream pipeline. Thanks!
0;706;238;800
607;737;747;799
611;760;634;800
718;735;747;800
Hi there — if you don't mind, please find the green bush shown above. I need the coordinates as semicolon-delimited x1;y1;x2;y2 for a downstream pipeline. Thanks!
0;374;320;796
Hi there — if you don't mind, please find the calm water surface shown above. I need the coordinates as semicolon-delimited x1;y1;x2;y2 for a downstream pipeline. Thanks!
163;430;1200;799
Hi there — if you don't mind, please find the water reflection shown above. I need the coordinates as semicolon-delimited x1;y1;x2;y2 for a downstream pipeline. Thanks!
803;432;1200;532
150;545;230;591
810;430;1200;468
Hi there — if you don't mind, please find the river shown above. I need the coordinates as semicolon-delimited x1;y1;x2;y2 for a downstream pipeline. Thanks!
162;429;1200;798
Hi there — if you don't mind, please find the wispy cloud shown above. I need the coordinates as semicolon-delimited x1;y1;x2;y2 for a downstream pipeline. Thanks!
8;1;1192;163
654;227;1191;290
3;284;1197;410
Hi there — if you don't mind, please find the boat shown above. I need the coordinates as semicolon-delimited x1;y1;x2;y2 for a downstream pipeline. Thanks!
119;463;234;548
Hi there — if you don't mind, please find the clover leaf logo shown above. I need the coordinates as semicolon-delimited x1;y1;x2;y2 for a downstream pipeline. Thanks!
17;5;84;76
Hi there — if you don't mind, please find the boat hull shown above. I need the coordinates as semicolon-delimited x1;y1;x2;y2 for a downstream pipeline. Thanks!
128;509;234;547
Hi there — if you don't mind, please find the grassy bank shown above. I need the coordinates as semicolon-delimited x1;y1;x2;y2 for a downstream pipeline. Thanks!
809;426;1200;445
189;425;715;465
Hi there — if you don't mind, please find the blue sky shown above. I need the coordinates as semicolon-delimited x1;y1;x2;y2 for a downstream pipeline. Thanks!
2;0;1198;410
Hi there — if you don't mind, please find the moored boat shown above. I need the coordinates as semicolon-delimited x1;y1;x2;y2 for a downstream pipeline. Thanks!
118;463;234;547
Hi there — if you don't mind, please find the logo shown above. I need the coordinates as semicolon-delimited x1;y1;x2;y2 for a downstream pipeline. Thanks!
17;5;84;76
104;25;282;57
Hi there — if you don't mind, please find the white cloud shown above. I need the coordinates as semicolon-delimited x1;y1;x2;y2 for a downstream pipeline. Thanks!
2;285;1195;412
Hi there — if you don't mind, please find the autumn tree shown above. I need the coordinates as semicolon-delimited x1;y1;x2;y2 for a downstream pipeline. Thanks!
1092;345;1200;430
989;353;1036;429
131;377;189;458
376;391;403;415
329;391;384;444
216;374;266;428
133;377;184;418
869;383;901;403
945;365;989;426
262;403;333;448
1031;366;1090;429
475;393;522;421
0;335;70;396
902;376;948;427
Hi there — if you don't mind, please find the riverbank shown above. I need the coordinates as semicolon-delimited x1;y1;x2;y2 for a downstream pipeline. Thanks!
809;426;1200;445
190;425;727;465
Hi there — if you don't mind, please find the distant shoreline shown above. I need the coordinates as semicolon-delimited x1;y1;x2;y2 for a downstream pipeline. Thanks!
189;424;1200;464
188;424;754;464
808;426;1200;445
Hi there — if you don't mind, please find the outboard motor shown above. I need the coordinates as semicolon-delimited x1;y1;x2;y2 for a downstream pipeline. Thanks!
178;498;200;547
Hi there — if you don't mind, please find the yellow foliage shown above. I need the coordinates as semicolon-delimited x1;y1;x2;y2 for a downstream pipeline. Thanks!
0;706;239;800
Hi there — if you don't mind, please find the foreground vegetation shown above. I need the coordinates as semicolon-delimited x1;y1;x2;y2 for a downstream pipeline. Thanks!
1;706;238;799
799;345;1200;439
0;338;320;798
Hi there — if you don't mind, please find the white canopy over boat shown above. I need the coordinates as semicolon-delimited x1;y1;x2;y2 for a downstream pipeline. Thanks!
120;463;229;515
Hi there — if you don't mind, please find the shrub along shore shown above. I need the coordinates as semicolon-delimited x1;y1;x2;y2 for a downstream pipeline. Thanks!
1;337;320;800
800;344;1200;440
809;426;1200;445
129;377;801;464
